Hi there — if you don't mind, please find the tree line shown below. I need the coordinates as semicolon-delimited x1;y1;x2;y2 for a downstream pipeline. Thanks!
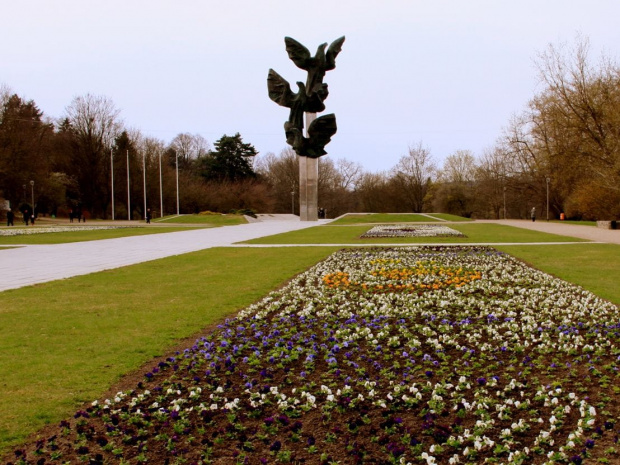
1;36;618;221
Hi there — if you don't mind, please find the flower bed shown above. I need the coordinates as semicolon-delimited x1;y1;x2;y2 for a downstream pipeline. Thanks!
7;247;619;464
0;226;141;237
360;224;466;238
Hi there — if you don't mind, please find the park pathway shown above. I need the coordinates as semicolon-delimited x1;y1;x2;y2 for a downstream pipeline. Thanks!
476;219;620;244
0;218;324;292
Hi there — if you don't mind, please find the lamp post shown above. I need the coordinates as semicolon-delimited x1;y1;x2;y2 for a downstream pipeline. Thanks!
142;150;147;221
30;180;34;217
159;151;163;218
175;151;180;215
111;148;115;220
546;177;550;221
503;186;507;220
127;150;131;221
291;190;295;215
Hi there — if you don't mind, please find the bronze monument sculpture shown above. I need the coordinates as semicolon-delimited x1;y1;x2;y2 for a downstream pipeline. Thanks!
268;36;345;220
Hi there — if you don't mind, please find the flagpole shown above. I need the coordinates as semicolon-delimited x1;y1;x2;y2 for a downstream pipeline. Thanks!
127;149;131;221
143;151;147;220
110;148;115;221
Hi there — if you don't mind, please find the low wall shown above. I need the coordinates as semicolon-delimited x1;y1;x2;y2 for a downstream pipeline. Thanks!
597;220;617;230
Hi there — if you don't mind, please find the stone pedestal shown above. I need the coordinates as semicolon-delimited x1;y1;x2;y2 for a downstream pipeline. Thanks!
597;220;617;230
299;156;318;221
299;112;319;221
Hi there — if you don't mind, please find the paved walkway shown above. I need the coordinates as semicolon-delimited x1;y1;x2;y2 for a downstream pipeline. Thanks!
476;219;620;244
1;217;618;292
0;218;326;292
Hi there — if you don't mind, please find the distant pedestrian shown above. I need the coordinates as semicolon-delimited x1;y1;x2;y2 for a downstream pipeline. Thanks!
23;209;29;226
6;209;14;226
531;207;536;222
69;210;74;223
31;214;35;225
146;209;152;224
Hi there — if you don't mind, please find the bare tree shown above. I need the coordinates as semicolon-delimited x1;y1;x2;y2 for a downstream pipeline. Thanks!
255;148;299;213
390;142;436;212
336;158;363;191
169;133;210;170
434;150;477;217
438;150;476;184
64;94;122;217
0;84;12;113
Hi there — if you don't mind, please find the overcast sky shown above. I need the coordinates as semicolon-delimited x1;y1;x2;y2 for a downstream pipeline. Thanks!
2;0;620;172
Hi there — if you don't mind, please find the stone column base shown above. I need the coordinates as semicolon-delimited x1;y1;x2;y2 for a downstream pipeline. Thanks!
299;156;318;221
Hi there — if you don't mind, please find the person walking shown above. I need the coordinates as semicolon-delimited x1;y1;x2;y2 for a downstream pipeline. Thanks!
146;209;152;224
23;209;29;226
6;209;14;226
531;207;536;222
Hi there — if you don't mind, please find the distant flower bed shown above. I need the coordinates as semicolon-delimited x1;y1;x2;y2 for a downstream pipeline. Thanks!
0;226;140;237
10;246;620;464
361;224;466;238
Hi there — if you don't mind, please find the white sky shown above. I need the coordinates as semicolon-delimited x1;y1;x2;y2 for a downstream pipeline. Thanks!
2;0;619;172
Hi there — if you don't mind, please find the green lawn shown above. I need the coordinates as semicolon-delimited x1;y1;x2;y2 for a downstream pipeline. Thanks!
551;219;597;226
425;213;473;222
0;247;338;453
153;214;247;225
0;226;194;245
2;218;618;457
496;243;620;305
329;213;440;224
328;213;473;224
242;223;587;245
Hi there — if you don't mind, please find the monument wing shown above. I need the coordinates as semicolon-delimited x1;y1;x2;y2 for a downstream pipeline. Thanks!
284;37;313;70
267;69;294;107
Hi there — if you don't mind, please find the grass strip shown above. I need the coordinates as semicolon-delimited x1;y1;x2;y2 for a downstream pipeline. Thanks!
423;213;473;222
329;213;440;224
0;246;338;453
0;226;197;245
242;223;587;244
550;220;597;226
153;214;247;225
497;243;620;305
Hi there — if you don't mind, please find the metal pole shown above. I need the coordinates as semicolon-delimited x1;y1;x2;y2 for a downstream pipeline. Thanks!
30;180;34;217
546;177;550;221
127;149;131;221
175;152;180;215
503;186;506;220
111;148;115;221
143;151;147;221
291;190;295;214
159;151;163;217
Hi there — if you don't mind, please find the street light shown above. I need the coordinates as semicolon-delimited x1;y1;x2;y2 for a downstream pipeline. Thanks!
175;151;180;215
546;177;550;222
503;186;507;220
159;150;163;218
127;150;131;221
142;150;147;221
111;148;115;220
291;190;295;215
30;180;34;217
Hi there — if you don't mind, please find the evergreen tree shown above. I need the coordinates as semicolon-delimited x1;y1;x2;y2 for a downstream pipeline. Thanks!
199;133;257;182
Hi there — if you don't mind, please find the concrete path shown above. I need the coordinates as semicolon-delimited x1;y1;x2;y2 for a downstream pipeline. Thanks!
0;218;325;292
476;219;620;245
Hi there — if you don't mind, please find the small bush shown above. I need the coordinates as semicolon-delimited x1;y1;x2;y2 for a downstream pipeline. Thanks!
229;208;257;218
